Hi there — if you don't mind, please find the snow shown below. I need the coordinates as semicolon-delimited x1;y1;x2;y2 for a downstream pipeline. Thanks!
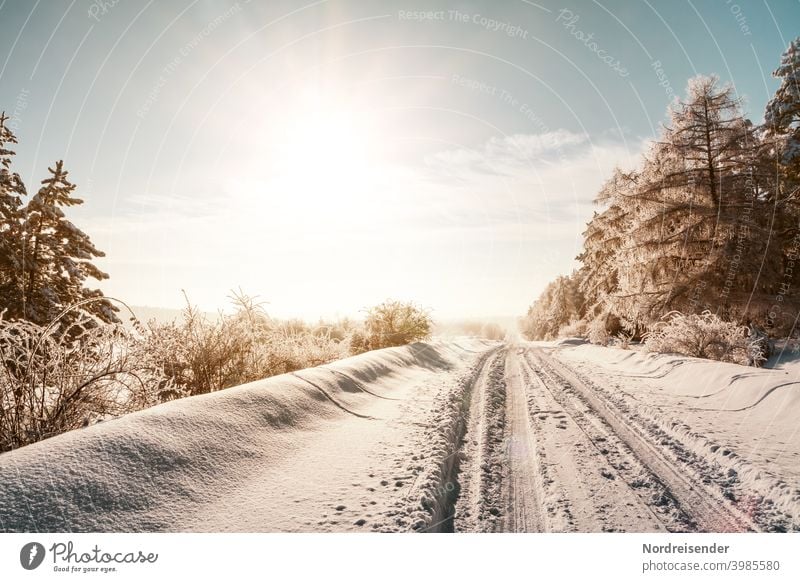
0;339;494;532
555;343;800;530
2;337;797;533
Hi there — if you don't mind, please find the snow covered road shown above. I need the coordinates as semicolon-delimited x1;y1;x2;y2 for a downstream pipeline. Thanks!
453;343;798;532
1;340;797;532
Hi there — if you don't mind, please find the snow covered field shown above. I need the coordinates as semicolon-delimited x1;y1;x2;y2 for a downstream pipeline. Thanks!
1;339;797;532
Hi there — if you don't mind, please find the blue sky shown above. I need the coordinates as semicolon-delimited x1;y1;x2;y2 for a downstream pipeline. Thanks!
0;0;798;318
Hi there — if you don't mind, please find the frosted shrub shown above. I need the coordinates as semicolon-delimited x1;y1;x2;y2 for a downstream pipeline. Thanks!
587;315;611;346
264;328;350;375
364;300;432;349
347;328;371;355
746;325;773;367
142;293;275;395
1;293;434;449
480;322;505;340
558;319;588;338
142;292;355;395
0;308;174;452
643;311;750;364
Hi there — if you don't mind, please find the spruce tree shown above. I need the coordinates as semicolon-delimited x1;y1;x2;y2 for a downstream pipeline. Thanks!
765;37;800;190
20;161;118;327
0;112;26;311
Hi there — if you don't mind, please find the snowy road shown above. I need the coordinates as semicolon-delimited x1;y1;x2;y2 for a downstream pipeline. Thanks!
1;340;797;532
454;345;760;532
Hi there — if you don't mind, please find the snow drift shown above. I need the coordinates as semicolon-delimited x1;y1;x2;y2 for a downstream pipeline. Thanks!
0;340;491;532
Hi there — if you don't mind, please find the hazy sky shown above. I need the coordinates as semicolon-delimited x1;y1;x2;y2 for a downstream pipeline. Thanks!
0;0;798;319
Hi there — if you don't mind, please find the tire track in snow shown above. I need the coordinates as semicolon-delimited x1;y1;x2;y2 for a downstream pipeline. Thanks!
453;346;675;532
513;349;669;532
419;345;501;532
502;349;547;531
451;348;509;532
530;348;758;532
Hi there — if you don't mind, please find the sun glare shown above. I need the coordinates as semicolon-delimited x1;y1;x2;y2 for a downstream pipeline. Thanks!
277;107;374;210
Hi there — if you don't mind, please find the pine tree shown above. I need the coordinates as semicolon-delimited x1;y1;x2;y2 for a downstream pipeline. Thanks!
0;112;26;311
765;37;800;190
18;161;118;327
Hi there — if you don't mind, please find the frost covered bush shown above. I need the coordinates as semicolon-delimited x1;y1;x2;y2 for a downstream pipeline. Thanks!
142;292;356;396
587;315;611;346
1;293;433;450
558;319;588;338
746;326;773;368
265;327;351;375
615;330;634;350
363;299;432;349
480;322;505;340
0;305;174;452
142;293;271;395
346;328;372;355
643;311;751;364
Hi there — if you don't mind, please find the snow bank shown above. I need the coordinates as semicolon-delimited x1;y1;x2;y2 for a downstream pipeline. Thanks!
0;340;491;532
559;344;800;423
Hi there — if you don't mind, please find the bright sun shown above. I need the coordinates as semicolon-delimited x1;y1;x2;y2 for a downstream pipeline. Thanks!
277;107;374;210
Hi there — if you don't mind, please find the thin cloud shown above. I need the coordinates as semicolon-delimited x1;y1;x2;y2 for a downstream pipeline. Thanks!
424;130;590;177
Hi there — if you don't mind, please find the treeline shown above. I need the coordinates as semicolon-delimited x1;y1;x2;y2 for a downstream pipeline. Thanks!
523;38;800;348
0;111;435;451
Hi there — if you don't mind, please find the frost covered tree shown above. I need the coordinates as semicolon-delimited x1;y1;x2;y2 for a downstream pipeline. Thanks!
577;168;635;317
16;160;119;326
528;44;800;343
612;76;773;327
573;169;637;338
521;272;584;340
1;115;118;327
765;37;800;190
0;113;26;308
